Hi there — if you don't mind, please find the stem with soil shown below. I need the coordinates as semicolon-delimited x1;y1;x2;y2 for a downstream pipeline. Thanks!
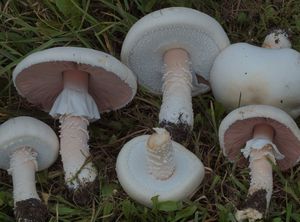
159;48;193;141
51;69;98;191
8;147;48;222
60;115;97;189
235;124;277;222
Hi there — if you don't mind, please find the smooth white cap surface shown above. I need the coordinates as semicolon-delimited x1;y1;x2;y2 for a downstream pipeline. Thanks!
121;7;230;96
0;116;59;171
210;43;300;118
116;135;204;207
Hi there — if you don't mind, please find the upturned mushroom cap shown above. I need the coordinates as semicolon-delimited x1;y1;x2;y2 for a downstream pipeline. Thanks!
210;43;300;118
0;116;59;171
116;135;204;207
121;7;230;96
13;47;137;113
219;105;300;171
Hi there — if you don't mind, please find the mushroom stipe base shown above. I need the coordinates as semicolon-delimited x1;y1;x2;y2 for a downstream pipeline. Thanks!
236;189;267;220
66;178;99;206
15;198;48;222
159;120;191;143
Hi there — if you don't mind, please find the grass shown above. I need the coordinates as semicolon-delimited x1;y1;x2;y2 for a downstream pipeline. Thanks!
1;0;300;221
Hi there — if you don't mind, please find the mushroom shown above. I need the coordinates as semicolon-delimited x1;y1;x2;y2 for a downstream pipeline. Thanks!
218;105;300;221
210;29;300;117
0;116;59;222
116;128;204;207
262;29;291;49
121;7;230;142
13;47;137;204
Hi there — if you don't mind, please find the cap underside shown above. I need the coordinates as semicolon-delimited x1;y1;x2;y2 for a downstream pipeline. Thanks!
126;26;219;95
224;117;300;170
15;61;133;112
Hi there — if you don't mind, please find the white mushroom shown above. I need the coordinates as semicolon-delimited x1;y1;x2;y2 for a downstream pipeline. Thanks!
121;7;230;142
210;30;300;117
116;128;204;207
218;105;300;221
0;116;59;222
262;29;291;49
13;47;137;205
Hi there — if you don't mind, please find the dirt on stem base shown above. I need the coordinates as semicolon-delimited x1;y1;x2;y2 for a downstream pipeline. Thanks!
159;120;191;143
236;189;267;221
66;178;99;206
15;198;49;222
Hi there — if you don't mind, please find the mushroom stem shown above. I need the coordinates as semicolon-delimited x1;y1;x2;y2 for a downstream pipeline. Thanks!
50;69;98;191
8;147;48;221
60;115;97;189
159;48;193;141
9;147;39;204
147;128;175;180
236;124;279;222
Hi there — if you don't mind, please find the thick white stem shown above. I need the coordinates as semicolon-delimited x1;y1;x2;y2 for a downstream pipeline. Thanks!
159;49;193;127
147;128;175;180
248;145;275;207
8;147;39;205
236;136;282;222
60;115;97;189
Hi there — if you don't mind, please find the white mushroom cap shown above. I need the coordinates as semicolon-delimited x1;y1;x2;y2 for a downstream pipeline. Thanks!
0;116;59;171
13;47;137;113
219;105;300;171
116;135;204;207
262;29;291;49
121;7;230;96
210;43;300;118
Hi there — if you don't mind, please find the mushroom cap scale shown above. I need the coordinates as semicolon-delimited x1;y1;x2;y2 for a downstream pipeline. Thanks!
0;116;59;171
210;43;300;118
219;105;300;171
13;47;137;113
121;7;230;96
116;135;204;207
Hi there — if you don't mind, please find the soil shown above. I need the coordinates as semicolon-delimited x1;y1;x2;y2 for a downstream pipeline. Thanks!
237;189;267;214
66;178;99;206
15;198;49;222
159;120;191;143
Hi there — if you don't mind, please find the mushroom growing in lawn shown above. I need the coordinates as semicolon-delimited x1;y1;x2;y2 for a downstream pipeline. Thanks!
0;116;59;222
13;47;137;205
116;128;204;207
121;7;230;142
219;105;300;221
210;29;300;117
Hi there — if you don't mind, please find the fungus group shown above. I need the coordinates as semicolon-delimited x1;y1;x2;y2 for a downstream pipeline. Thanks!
13;47;137;205
210;30;300;117
211;30;300;221
2;5;300;222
